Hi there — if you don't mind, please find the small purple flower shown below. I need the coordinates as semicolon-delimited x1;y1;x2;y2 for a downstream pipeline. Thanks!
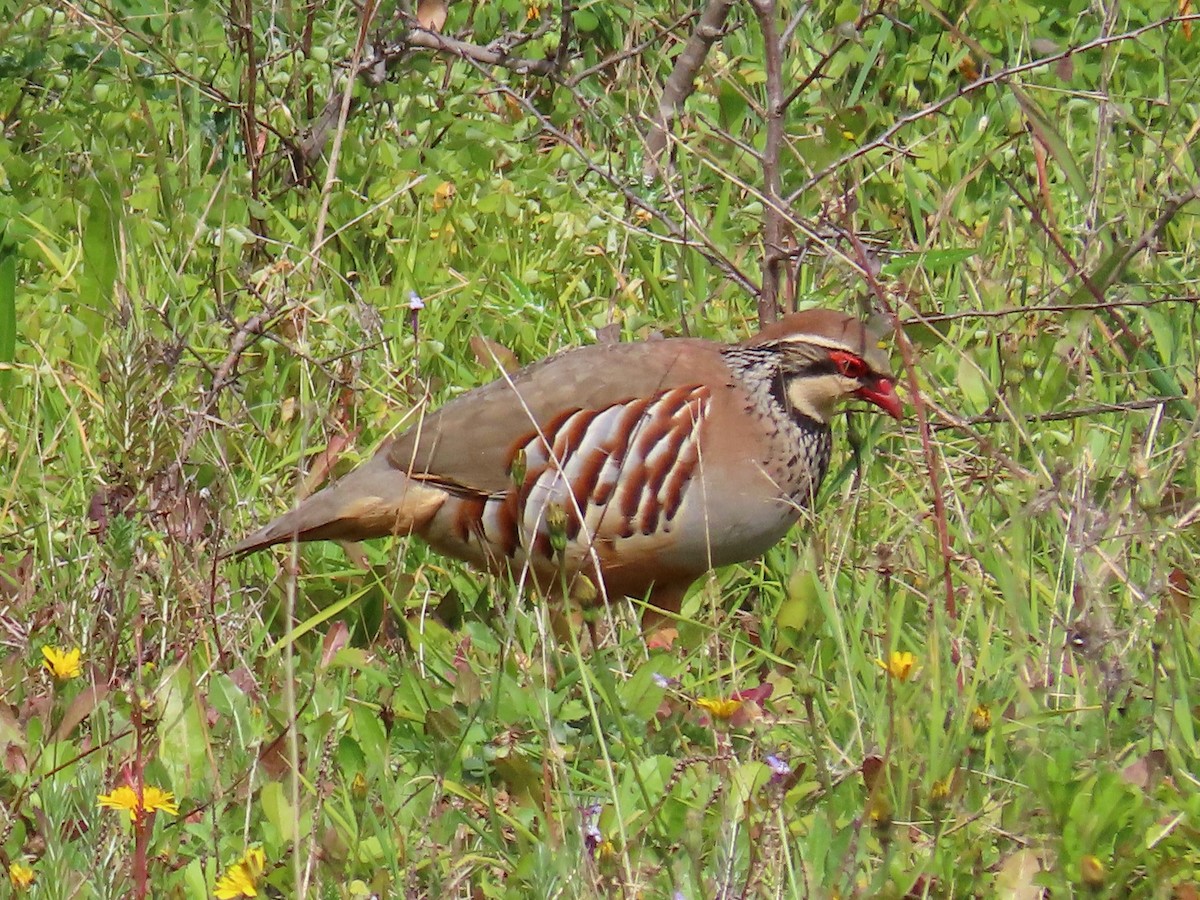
766;754;792;785
581;803;602;856
651;672;678;689
408;290;425;311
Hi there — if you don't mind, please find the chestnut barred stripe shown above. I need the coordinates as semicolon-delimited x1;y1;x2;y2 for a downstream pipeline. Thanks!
473;385;711;563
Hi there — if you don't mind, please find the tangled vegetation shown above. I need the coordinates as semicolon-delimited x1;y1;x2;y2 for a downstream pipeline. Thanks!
1;1;1197;896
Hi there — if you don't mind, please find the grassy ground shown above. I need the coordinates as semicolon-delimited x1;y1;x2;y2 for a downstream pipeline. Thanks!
1;2;1199;898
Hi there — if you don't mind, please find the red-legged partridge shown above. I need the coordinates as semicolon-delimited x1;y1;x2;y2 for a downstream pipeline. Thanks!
234;310;902;632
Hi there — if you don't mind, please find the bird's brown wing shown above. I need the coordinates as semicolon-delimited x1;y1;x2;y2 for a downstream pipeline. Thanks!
385;338;731;495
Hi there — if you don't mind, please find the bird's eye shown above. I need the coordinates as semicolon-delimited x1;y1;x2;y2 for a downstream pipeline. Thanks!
829;350;868;380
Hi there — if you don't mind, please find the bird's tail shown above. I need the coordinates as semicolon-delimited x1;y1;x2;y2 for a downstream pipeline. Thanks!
229;452;446;555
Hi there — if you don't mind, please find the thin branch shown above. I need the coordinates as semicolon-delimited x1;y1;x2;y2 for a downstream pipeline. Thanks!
567;11;697;87
781;4;889;112
178;304;287;461
901;295;1199;326
401;27;558;75
932;397;1183;429
297;20;559;170
311;0;380;254
642;0;736;181
749;0;784;324
780;3;811;46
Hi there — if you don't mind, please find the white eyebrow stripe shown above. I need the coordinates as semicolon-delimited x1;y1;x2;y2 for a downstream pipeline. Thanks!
769;334;854;352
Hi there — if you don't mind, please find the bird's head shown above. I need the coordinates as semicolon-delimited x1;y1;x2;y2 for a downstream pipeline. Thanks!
742;309;903;425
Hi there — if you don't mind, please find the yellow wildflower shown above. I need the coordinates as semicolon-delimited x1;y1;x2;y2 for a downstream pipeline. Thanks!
970;703;992;734
215;846;267;899
526;1;540;20
431;180;456;211
42;645;82;680
694;697;743;721
930;776;953;807
97;784;179;822
8;861;35;890
876;650;916;681
867;792;893;829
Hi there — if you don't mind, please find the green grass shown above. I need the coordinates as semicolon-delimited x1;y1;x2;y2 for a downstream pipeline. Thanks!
1;1;1198;897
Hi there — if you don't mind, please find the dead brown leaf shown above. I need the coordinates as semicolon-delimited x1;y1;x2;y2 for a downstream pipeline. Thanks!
320;621;351;669
469;335;520;373
0;550;34;607
87;483;136;538
1166;567;1192;620
53;683;110;742
994;848;1048;899
303;429;359;497
416;0;447;32
1120;748;1168;792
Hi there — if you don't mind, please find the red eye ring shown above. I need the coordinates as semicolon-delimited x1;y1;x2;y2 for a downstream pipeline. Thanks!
829;349;868;380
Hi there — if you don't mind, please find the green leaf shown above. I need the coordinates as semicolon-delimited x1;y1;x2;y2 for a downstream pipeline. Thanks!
81;171;121;313
717;82;749;133
957;354;990;415
261;780;295;843
882;247;976;275
157;664;211;796
0;245;14;397
352;702;388;764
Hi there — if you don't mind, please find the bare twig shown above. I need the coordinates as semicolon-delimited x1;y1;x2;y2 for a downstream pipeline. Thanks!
901;296;1199;326
749;0;784;324
931;397;1182;429
567;12;697;87
401;27;558;75
233;0;265;238
642;0;736;181
312;1;380;254
781;4;889;112
178;305;286;461
297;19;559;171
1089;184;1200;297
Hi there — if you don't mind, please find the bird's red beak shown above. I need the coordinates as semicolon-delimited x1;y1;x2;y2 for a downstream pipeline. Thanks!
856;376;903;420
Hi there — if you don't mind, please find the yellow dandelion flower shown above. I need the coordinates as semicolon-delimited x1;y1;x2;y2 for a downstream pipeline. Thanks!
431;180;456;211
97;784;179;822
970;703;992;734
929;776;952;808
867;793;893;828
694;696;743;720
8;861;35;890
876;650;916;681
42;645;83;680
215;846;267;899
